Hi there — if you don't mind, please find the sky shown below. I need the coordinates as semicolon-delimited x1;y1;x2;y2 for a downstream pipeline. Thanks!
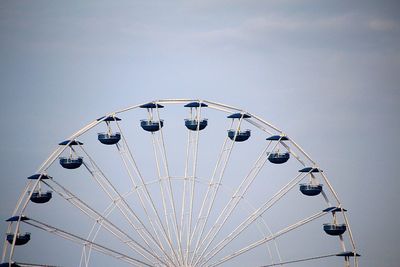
0;0;399;266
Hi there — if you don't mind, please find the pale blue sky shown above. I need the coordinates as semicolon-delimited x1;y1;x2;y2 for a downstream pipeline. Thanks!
1;1;399;266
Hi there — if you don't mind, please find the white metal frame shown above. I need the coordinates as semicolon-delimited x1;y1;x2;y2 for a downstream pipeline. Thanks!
2;99;358;267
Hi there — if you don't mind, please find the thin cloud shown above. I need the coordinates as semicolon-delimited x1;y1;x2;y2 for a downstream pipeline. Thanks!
188;13;400;50
368;18;400;31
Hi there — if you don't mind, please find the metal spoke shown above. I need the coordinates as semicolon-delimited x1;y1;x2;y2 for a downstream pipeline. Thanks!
76;145;176;265
259;253;338;266
23;218;152;267
208;211;327;267
80;198;120;267
43;179;164;265
181;128;193;264
151;133;176;262
193;140;277;265
202;171;309;264
189;115;245;265
115;119;180;265
114;120;178;261
143;106;181;265
155;105;184;265
180;104;203;265
116;140;166;252
188;129;232;265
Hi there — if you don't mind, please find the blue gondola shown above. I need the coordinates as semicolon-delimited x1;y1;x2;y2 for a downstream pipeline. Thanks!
6;233;30;246
58;140;83;169
323;223;347;236
185;119;208;131
59;157;83;169
30;191;52;204
141;120;164;132
268;152;290;164
299;184;323;196
228;129;251;142
98;133;121;145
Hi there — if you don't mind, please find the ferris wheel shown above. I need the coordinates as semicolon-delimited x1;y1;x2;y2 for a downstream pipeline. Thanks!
1;99;359;267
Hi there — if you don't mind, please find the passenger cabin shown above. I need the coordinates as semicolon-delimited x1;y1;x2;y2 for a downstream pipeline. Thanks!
228;129;251;142
299;184;323;196
184;101;208;131
6;233;30;246
266;135;290;164
141;120;164;132
298;167;323;196
30;191;52;204
97;116;122;145
323;207;348;236
98;133;121;145
140;103;164;132
227;113;251;142
59;157;83;169
323;223;347;236
268;152;290;164
58;140;84;169
185;119;208;131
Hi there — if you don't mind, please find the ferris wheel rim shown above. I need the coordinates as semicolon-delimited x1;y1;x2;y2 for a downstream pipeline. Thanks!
3;99;359;267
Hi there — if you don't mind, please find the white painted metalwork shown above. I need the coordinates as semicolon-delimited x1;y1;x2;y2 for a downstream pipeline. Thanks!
192;139;277;265
23;217;152;267
2;99;358;267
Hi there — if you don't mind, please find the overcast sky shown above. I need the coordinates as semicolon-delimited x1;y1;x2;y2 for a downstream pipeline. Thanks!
0;1;399;266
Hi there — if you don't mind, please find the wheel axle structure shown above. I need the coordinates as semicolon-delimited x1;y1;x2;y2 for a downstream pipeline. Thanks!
2;99;359;267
